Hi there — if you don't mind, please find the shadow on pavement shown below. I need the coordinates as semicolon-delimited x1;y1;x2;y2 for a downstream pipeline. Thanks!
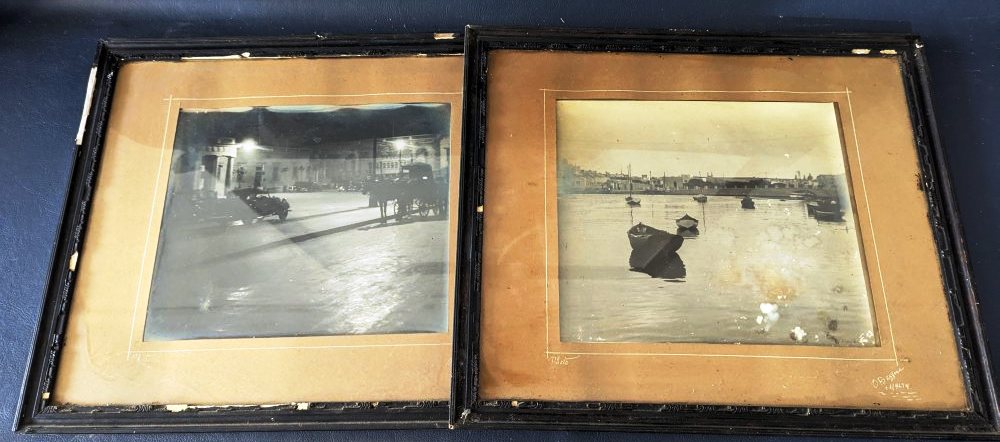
183;212;447;269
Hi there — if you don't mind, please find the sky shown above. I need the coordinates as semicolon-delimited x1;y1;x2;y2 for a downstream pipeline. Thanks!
556;100;849;179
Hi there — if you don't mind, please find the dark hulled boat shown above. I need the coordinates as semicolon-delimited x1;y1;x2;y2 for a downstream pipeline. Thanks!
693;194;708;203
741;196;755;209
627;222;684;271
808;198;845;222
814;208;845;222
675;213;699;230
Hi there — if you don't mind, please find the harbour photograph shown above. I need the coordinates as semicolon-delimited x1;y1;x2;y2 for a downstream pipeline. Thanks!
556;100;877;347
144;103;453;341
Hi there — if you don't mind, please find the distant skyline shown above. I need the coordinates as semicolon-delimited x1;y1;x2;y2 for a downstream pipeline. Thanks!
562;160;828;180
556;100;849;178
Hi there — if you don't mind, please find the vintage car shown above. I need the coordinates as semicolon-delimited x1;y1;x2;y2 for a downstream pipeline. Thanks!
193;187;290;224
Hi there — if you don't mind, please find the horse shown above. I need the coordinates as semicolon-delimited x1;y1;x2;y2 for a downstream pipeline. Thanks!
368;179;395;223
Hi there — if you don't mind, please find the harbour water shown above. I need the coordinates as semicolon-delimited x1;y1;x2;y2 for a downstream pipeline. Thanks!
557;194;877;346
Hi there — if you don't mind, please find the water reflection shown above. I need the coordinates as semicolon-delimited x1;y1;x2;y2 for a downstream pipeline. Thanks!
630;251;686;281
676;227;700;238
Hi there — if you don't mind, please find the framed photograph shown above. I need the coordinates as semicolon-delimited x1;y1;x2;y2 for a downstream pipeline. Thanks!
453;27;999;437
17;33;464;432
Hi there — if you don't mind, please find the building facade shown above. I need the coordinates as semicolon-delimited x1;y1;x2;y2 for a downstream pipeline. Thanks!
182;134;450;195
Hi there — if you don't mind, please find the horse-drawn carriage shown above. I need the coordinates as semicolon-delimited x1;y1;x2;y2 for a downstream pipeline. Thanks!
368;162;447;222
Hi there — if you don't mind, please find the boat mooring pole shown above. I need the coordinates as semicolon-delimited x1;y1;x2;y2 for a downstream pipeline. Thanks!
702;201;707;232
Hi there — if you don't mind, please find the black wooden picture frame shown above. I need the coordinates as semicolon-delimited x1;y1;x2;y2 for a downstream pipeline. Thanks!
16;33;463;434
451;25;1000;438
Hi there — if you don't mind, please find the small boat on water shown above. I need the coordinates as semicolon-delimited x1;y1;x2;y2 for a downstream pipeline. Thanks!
807;199;845;222
675;213;699;230
627;222;684;271
741;196;755;209
814;209;844;222
625;165;641;207
814;207;845;222
693;194;708;203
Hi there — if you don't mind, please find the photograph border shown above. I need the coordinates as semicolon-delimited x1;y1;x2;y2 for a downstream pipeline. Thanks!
452;26;1000;437
545;93;889;356
16;33;463;434
132;97;459;349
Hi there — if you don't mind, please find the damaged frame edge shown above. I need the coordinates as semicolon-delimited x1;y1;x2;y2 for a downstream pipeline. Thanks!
18;32;464;434
911;37;1000;430
15;41;118;433
179;52;298;61
74;66;98;146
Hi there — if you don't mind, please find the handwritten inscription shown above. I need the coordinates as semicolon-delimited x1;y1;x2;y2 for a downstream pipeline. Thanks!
871;366;920;402
546;354;579;366
871;366;907;391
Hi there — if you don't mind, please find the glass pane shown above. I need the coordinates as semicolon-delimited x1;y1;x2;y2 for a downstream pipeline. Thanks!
556;100;876;347
145;103;453;341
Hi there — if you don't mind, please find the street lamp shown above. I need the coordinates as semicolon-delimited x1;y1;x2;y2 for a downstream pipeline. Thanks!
235;138;269;189
392;139;407;174
239;138;263;151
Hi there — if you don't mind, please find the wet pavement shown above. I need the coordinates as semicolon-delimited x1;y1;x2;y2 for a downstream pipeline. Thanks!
144;191;450;341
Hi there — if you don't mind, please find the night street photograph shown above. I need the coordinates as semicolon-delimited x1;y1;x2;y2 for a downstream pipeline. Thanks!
144;103;453;341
